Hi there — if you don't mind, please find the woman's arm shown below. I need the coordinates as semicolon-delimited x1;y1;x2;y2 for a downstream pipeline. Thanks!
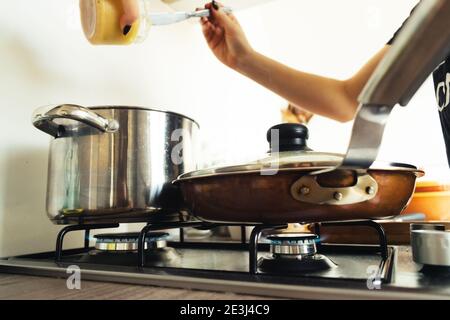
202;3;389;122
237;47;389;122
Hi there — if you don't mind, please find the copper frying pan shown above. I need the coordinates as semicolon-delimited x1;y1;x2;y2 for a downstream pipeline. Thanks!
174;124;423;224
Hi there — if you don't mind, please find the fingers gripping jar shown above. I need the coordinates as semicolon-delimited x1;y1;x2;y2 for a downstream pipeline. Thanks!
80;0;151;45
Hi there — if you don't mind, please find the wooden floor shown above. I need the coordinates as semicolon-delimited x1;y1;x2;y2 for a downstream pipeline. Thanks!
0;273;269;300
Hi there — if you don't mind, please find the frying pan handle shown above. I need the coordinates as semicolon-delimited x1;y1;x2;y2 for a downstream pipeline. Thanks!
339;103;394;171
290;173;378;206
359;0;450;107
32;104;119;138
309;102;391;195
308;101;396;203
316;0;450;181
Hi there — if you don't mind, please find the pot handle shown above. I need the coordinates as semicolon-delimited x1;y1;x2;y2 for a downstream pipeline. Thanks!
32;104;119;137
291;174;378;206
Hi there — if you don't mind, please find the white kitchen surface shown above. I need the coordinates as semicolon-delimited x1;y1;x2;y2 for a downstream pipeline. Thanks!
0;0;446;257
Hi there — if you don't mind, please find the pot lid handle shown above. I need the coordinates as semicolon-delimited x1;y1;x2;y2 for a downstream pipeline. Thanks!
267;123;311;152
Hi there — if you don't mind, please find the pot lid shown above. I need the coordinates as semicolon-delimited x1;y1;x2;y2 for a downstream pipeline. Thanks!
177;123;423;181
178;150;340;179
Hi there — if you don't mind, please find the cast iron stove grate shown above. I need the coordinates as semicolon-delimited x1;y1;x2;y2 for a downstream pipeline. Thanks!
47;219;394;286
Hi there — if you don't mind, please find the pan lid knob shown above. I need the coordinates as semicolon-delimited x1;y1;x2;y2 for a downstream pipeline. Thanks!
267;123;311;152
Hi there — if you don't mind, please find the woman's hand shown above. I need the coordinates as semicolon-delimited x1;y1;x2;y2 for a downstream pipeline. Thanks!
200;2;254;70
120;0;139;35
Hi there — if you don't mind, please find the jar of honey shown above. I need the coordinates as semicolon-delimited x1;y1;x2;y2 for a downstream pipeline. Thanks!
80;0;151;45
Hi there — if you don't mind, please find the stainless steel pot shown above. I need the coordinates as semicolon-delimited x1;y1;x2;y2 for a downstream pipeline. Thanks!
33;104;199;225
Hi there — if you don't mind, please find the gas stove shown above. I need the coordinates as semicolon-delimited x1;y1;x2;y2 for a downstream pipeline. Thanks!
1;220;450;299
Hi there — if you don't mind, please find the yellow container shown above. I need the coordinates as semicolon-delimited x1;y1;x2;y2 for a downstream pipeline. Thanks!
403;180;450;221
80;0;146;45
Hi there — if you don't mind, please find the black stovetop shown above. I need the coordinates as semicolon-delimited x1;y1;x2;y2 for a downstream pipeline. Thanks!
1;220;450;299
1;240;450;299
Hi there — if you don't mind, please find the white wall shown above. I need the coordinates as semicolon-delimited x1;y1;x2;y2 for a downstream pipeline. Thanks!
0;0;446;256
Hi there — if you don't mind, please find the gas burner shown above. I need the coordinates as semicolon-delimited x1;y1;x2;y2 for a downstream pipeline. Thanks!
94;232;168;252
88;232;180;265
258;233;336;273
268;233;318;257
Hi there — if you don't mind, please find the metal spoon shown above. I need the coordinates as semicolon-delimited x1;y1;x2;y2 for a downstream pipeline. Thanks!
149;7;233;26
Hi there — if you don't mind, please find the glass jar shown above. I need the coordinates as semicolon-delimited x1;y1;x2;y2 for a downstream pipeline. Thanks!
80;0;152;45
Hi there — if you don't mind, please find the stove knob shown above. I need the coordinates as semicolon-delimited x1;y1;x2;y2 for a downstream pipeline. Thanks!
267;123;311;152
